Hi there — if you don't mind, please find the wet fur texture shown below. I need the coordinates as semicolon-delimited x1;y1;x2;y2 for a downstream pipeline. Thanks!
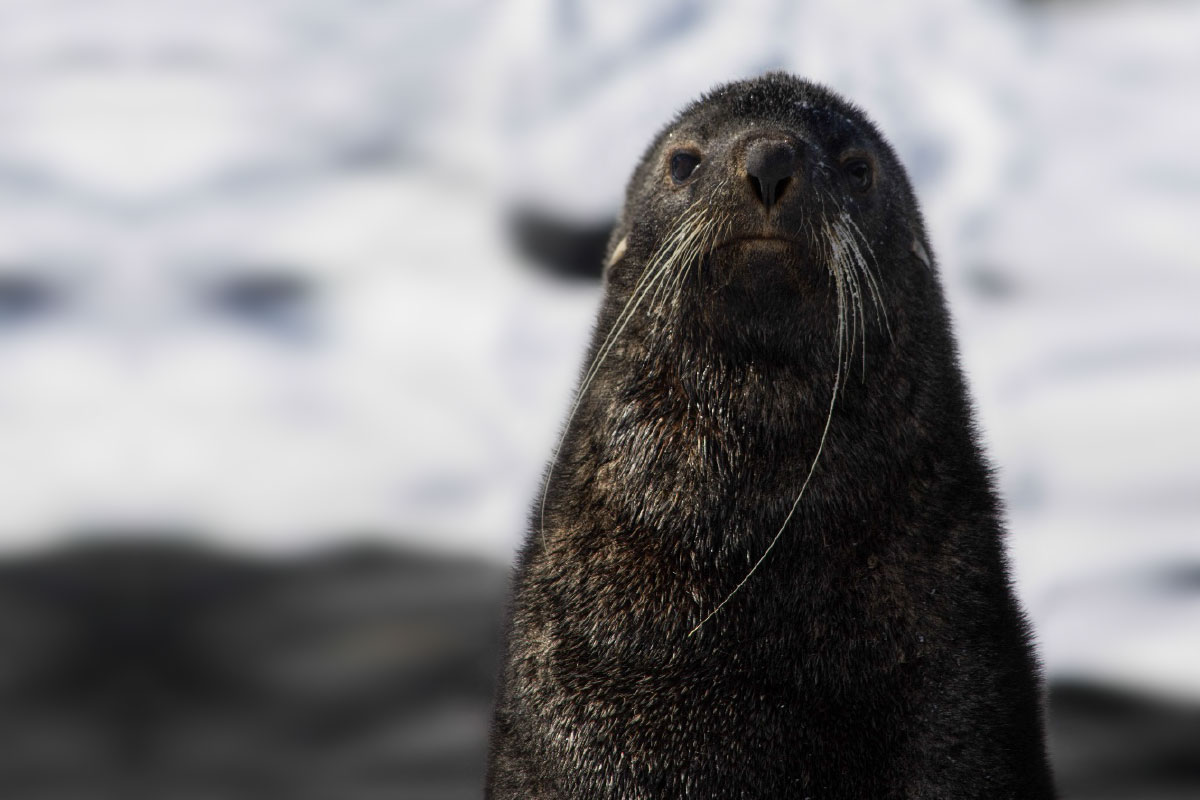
488;73;1056;799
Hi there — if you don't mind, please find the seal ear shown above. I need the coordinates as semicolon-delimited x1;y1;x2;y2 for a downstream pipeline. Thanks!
911;236;932;270
607;236;628;269
603;233;629;287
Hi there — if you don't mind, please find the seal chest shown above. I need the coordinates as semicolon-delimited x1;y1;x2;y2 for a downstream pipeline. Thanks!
488;72;1057;800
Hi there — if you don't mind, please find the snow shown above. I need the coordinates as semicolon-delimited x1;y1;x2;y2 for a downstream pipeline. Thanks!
0;0;1195;698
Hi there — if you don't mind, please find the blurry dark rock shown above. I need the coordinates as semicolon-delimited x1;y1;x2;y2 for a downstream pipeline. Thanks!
963;262;1021;301
509;208;613;281
207;269;321;345
0;539;507;799
2;540;1198;799
1048;680;1200;800
0;271;61;329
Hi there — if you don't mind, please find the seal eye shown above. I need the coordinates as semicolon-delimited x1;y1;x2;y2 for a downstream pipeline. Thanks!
842;158;873;191
669;151;701;184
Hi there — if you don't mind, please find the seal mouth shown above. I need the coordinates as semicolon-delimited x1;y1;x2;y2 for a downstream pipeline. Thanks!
709;235;803;254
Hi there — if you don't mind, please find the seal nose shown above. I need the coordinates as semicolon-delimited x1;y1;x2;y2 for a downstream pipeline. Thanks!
745;140;798;212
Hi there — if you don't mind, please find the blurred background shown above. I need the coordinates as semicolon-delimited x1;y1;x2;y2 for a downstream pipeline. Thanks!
0;0;1195;797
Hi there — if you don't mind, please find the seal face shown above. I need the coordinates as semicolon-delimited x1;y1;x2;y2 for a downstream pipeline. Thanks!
489;73;1056;800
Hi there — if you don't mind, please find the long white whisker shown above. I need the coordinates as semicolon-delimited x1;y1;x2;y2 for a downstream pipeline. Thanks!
689;210;850;636
840;211;892;342
539;191;725;546
689;272;846;636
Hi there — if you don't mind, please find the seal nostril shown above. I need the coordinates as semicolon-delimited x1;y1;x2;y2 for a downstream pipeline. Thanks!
748;175;765;205
745;140;798;212
774;176;792;203
748;175;792;209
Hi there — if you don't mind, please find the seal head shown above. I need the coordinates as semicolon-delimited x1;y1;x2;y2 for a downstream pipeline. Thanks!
607;74;929;369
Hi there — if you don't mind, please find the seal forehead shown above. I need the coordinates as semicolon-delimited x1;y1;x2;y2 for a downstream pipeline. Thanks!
702;72;834;114
667;72;876;150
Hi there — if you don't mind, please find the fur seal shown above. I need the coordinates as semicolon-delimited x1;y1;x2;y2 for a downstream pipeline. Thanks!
488;73;1056;799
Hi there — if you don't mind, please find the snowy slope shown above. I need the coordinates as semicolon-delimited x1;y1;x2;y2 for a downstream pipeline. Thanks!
0;0;1195;698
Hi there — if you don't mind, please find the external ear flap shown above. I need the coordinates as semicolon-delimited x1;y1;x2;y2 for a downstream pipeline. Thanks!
603;235;628;287
911;236;932;269
607;236;628;269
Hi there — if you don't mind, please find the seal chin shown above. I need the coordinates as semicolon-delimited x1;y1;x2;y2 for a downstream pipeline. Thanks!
706;236;811;297
699;235;835;361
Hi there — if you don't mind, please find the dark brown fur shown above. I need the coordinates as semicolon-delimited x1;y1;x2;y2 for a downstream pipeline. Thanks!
488;73;1056;799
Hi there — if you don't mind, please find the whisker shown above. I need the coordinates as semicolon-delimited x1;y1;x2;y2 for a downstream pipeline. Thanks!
539;214;699;545
538;187;727;546
689;266;847;636
839;211;892;342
